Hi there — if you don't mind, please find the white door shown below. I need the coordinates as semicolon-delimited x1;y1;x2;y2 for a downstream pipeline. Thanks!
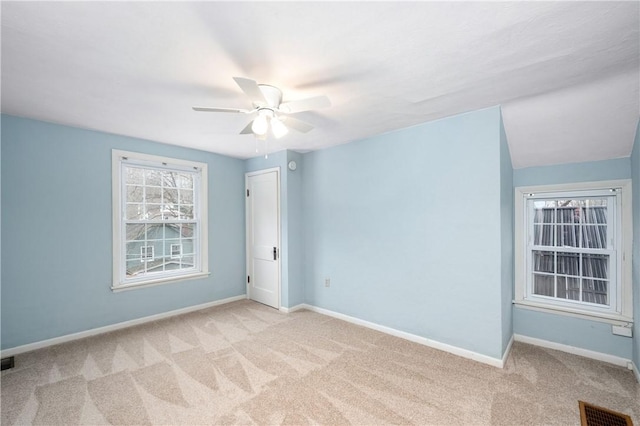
246;169;280;309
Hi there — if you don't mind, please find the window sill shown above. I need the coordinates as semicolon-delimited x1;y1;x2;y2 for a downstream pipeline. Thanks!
513;299;633;327
111;272;210;292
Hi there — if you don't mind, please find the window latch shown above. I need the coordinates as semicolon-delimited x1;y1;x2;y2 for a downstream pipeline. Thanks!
273;247;277;261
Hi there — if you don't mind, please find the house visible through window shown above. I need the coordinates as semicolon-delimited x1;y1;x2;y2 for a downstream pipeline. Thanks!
514;180;632;325
112;150;209;290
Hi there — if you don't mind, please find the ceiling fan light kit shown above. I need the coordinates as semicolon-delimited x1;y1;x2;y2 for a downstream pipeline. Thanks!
251;110;270;135
270;116;289;138
193;77;330;140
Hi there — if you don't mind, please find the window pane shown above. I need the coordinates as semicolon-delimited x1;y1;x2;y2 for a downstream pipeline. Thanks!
582;279;608;305
177;173;193;189
146;204;163;220
163;188;179;204
557;276;580;300
146;223;165;241
126;185;144;203
126;167;144;185
533;224;554;246
556;206;579;225
163;204;180;220
181;255;195;268
533;200;556;220
582;254;608;279
533;274;554;297
146;186;162;203
162;171;179;189
126;241;144;258
179;189;194;204
556;224;579;247
582;204;607;224
556;252;579;276
145;169;162;186
126;258;145;277
126;204;145;220
532;250;554;273
180;205;194;220
180;223;195;238
160;225;179;246
126;224;145;241
582;225;606;249
180;238;194;255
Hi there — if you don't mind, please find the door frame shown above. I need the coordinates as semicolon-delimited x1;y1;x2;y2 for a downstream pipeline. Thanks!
245;167;281;309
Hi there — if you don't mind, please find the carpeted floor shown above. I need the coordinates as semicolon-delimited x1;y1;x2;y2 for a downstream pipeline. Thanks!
1;299;638;425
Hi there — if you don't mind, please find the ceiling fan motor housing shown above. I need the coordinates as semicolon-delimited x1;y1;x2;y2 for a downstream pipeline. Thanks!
257;84;283;108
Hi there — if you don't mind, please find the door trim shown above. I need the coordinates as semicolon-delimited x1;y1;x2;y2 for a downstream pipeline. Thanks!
245;167;281;309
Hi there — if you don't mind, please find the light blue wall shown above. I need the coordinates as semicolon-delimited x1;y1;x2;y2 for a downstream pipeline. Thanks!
632;118;640;370
1;115;246;350
513;157;631;187
513;157;633;359
500;114;514;353
245;150;304;308
514;308;632;358
302;106;507;359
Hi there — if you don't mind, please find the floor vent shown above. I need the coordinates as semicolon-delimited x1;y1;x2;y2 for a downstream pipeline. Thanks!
1;356;15;371
579;401;633;426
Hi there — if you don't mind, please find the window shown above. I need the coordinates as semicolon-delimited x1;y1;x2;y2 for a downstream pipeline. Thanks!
515;180;632;325
112;150;208;290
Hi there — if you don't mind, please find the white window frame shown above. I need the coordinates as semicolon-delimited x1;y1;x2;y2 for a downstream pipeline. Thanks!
112;150;209;291
514;179;633;326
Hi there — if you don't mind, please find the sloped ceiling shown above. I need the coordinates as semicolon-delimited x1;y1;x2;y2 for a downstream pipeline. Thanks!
1;2;638;167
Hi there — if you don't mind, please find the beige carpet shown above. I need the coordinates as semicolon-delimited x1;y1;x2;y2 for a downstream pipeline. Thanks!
1;299;638;425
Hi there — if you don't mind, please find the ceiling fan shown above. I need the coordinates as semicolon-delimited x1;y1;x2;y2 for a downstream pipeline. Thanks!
193;77;331;139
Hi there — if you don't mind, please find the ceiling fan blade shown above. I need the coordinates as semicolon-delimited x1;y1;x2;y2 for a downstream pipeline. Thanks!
233;77;268;104
239;120;255;135
192;106;251;113
283;116;314;133
279;95;331;114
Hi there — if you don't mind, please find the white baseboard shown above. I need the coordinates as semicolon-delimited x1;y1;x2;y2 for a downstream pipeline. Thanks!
297;304;506;368
279;304;305;314
513;334;632;368
502;334;515;366
1;294;247;358
632;361;640;383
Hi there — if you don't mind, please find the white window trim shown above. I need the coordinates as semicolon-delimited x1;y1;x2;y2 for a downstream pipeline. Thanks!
514;179;633;326
112;149;209;292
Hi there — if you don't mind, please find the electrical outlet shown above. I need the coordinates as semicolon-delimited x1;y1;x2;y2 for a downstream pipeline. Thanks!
325;278;330;287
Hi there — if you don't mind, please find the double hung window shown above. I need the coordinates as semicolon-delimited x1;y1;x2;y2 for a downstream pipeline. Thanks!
515;180;632;324
112;150;208;290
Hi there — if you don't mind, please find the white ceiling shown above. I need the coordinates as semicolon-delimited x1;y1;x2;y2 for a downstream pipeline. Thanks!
1;2;638;167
